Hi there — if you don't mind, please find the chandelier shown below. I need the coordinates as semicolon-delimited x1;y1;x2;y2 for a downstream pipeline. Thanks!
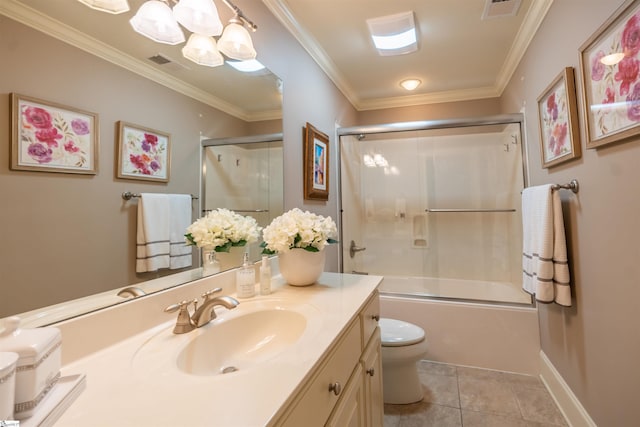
77;0;258;67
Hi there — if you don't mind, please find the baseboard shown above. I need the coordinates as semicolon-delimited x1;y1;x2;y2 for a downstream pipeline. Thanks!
539;351;597;427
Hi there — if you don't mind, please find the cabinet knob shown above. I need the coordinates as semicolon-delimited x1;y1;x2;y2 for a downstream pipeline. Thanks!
328;382;342;396
366;368;375;377
371;314;380;322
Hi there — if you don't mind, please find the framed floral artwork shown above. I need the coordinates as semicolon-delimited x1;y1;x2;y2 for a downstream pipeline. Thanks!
10;93;99;174
579;0;640;148
117;121;170;182
536;67;581;168
303;122;329;201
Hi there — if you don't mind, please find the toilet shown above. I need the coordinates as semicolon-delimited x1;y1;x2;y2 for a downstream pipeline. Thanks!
379;317;428;404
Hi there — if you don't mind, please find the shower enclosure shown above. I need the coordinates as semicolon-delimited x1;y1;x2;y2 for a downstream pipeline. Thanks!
339;115;531;305
201;133;284;264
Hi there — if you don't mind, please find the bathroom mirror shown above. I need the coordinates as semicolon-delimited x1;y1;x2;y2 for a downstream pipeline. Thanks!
0;0;283;326
202;134;285;264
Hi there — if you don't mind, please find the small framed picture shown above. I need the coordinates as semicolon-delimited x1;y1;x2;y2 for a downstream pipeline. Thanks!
10;93;99;174
579;0;640;148
537;67;581;168
117;121;171;182
303;122;329;201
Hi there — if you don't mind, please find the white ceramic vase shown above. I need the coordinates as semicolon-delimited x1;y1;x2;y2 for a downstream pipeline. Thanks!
278;248;326;286
216;245;246;271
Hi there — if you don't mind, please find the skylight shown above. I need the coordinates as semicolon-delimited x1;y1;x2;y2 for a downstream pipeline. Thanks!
367;11;418;56
226;59;266;72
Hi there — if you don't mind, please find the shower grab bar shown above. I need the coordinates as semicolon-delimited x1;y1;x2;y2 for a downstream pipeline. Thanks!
425;208;516;213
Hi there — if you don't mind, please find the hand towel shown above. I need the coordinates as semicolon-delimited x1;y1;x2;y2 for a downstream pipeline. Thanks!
521;185;571;306
169;194;193;269
136;193;170;273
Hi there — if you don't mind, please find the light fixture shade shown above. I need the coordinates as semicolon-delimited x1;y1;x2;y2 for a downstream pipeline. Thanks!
182;33;224;67
173;0;223;37
400;79;421;91
217;22;256;61
77;0;130;14
130;1;185;45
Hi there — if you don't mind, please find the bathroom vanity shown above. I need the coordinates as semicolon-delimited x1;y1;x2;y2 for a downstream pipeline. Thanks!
48;270;382;426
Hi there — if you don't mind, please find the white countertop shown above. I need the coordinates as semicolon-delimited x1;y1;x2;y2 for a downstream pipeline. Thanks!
54;272;381;427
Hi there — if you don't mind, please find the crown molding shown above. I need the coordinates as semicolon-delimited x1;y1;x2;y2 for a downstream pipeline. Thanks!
265;0;552;111
495;0;554;92
262;0;361;107
0;0;273;122
356;86;502;111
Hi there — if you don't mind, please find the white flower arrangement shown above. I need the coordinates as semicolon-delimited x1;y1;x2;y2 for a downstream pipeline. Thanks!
185;208;260;252
261;208;338;254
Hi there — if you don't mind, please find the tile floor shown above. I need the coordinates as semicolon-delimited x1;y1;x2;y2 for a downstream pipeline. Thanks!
384;360;567;427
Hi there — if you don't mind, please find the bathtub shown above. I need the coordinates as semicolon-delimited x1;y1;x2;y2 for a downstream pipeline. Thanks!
378;275;532;305
379;276;540;375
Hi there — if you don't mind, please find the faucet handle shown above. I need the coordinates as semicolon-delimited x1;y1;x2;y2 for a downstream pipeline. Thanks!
164;299;197;334
201;287;223;301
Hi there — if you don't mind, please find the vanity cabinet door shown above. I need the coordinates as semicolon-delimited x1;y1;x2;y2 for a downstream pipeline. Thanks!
362;329;384;427
278;319;361;427
360;291;380;349
325;364;366;427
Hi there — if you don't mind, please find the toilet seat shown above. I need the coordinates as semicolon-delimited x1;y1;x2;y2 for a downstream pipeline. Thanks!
379;317;425;347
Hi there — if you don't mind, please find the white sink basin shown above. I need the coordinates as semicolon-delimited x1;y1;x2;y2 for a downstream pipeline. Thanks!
177;308;307;375
131;299;321;377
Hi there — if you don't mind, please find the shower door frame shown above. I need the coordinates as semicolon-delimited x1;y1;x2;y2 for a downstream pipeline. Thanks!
336;114;530;303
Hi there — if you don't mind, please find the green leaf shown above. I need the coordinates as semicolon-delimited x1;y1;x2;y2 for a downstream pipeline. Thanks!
215;241;232;253
231;240;247;247
262;248;276;255
327;238;339;244
184;233;196;246
303;246;319;253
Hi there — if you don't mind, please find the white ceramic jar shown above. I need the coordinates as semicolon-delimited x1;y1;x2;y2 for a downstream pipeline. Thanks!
0;351;19;420
0;317;61;420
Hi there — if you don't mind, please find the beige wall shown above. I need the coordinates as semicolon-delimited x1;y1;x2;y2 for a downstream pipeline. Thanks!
357;98;503;124
501;1;640;424
0;16;250;316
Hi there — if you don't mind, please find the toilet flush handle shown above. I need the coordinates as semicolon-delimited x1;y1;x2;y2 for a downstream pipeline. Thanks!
328;382;342;396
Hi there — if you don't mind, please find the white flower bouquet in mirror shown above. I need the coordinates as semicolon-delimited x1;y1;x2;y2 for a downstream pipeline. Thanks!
261;208;338;255
185;208;260;252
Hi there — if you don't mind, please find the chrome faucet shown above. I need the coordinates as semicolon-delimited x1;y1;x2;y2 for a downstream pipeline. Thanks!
117;286;146;298
192;293;240;327
164;288;240;334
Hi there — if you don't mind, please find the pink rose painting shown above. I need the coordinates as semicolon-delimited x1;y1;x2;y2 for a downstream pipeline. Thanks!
13;95;96;173
539;69;576;166
118;122;170;182
584;4;640;145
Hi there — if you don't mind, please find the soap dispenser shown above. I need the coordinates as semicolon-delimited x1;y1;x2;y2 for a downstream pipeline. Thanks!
236;252;256;298
260;255;271;295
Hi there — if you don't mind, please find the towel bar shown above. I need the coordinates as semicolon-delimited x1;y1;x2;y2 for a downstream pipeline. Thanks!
551;179;579;193
122;192;198;200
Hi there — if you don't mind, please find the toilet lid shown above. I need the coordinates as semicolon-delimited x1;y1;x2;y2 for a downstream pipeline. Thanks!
379;318;425;347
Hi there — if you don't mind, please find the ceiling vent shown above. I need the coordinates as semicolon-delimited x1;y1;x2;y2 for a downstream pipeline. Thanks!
147;53;191;71
148;53;171;65
482;0;522;19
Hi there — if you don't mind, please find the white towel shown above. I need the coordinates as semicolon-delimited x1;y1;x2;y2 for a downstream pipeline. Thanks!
169;194;193;269
521;185;571;306
136;193;170;273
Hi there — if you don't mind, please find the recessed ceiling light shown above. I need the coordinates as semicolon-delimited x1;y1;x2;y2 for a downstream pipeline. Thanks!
400;79;421;91
226;59;266;72
367;11;418;56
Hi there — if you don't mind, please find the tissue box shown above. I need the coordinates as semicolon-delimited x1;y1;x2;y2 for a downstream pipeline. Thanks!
0;317;61;420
